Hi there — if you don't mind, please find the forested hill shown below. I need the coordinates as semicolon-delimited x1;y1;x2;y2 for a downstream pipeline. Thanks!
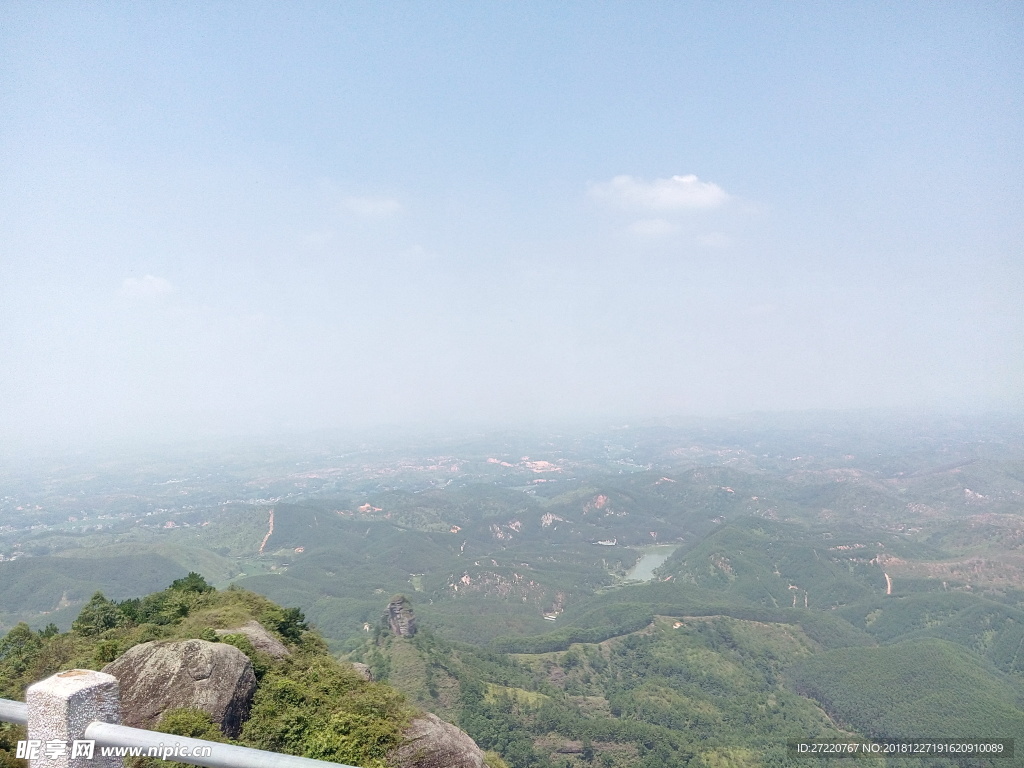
4;417;1024;766
0;575;506;768
357;600;1024;768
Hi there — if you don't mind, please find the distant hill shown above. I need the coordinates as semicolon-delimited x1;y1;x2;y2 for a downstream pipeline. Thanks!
0;553;185;617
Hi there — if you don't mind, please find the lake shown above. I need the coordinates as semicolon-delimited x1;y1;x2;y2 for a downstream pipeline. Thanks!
624;544;679;581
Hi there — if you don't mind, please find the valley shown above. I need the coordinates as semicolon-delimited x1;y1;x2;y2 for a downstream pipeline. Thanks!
3;412;1024;766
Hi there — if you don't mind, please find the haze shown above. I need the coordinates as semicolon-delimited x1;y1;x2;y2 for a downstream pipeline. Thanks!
1;2;1021;449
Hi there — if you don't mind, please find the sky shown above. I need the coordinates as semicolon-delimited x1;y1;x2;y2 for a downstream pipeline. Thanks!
1;1;1022;448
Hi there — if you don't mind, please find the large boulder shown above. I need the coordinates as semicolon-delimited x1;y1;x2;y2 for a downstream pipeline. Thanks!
389;713;486;768
102;639;256;737
215;620;290;659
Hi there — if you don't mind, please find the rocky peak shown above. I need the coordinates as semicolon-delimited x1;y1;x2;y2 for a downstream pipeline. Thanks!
385;595;417;637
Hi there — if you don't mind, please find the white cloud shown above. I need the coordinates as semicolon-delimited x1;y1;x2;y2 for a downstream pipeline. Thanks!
341;196;403;218
590;174;730;211
628;218;678;237
121;275;174;298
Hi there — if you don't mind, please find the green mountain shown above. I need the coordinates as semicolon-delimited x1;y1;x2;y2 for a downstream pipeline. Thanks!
5;418;1024;767
357;594;1024;768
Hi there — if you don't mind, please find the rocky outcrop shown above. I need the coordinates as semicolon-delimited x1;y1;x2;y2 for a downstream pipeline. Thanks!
389;713;486;768
350;662;373;681
215;620;290;659
386;595;417;637
102;639;256;737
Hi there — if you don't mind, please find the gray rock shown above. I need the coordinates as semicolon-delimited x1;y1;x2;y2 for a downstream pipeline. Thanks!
215;620;290;659
385;596;417;637
350;662;373;681
389;713;486;768
102;639;256;737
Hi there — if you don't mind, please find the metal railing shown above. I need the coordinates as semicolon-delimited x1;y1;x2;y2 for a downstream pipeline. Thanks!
0;670;360;768
0;698;27;726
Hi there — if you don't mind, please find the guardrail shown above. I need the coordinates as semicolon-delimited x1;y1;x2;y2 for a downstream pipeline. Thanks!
0;670;360;768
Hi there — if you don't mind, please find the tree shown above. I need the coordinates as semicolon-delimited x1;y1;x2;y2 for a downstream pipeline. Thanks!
169;573;214;594
72;592;122;636
581;736;595;763
0;623;41;675
264;606;308;642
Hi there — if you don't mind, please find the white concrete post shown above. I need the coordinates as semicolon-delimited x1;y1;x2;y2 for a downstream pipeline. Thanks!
26;669;121;768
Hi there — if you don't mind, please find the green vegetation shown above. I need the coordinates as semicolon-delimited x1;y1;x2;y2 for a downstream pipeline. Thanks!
363;615;866;768
0;578;415;768
5;417;1024;767
791;639;1024;744
242;655;408;768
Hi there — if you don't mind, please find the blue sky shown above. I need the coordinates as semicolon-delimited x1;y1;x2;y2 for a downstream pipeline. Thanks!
1;2;1021;446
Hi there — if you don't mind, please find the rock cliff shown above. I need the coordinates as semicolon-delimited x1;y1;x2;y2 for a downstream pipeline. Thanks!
102;639;256;737
385;595;417;637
